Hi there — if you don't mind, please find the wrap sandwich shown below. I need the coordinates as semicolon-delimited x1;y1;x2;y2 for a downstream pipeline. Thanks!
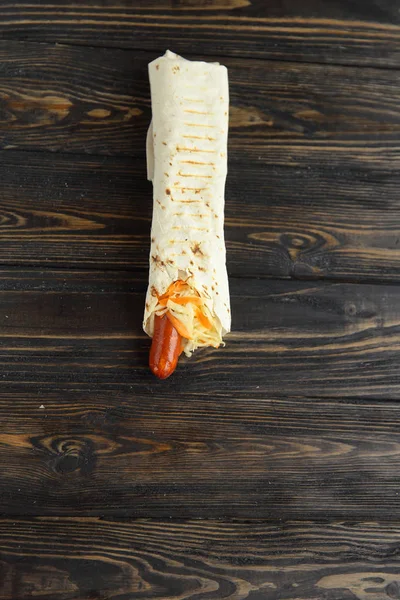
144;50;231;378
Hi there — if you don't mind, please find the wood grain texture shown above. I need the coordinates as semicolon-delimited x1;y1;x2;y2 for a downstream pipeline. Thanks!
1;0;400;67
2;151;400;282
0;270;398;399
2;386;400;517
2;519;400;599
1;41;400;169
0;152;151;270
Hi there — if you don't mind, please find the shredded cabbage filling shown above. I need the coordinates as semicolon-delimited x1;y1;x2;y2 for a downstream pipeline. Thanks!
153;280;222;356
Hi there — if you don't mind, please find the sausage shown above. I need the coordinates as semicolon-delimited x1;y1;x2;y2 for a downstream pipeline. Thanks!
149;313;182;379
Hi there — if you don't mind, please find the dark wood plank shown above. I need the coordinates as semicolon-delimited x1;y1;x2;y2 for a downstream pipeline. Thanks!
2;519;400;599
2;0;400;67
2;151;400;282
2;385;400;517
0;152;150;270
1;41;400;170
0;41;148;157
0;270;398;399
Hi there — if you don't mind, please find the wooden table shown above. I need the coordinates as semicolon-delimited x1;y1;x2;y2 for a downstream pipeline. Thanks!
1;1;400;598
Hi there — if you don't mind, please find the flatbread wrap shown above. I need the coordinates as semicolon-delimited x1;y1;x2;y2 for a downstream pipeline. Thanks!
144;50;231;378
